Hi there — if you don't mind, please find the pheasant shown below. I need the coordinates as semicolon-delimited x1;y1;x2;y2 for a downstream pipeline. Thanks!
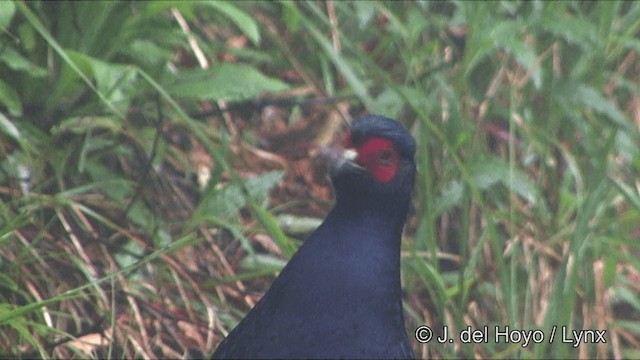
213;115;416;359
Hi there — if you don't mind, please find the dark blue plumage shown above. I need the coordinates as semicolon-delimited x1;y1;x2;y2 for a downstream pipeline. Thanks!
213;115;416;359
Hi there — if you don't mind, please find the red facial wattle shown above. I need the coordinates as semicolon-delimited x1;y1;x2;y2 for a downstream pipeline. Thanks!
344;135;399;183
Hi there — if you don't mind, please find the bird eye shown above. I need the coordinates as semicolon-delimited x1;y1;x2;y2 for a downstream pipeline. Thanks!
378;149;395;166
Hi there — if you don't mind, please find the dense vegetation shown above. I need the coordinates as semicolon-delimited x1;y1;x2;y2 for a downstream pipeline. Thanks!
1;1;639;358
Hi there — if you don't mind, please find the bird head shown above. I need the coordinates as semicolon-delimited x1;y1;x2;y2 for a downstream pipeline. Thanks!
327;115;416;215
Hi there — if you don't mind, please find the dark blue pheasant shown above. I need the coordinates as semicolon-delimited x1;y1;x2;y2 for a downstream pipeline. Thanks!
213;115;416;359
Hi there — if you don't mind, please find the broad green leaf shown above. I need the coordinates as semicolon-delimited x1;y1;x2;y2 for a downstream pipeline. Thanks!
353;1;376;29
51;116;123;135
196;170;285;218
277;214;322;236
0;114;33;154
240;253;287;272
51;55;93;103
198;183;245;219
200;2;260;45
376;3;408;38
127;39;174;68
127;201;157;235
57;179;136;198
252;204;297;258
16;3;125;118
614;286;640;313
539;11;596;50
469;156;539;205
0;1;15;30
84;162;134;201
615;131;640;163
114;239;145;269
246;170;285;205
576;84;633;133
612;178;640;211
0;80;22;116
0;47;47;77
462;4;494;79
490;21;541;88
65;50;138;111
597;1;617;46
167;64;289;102
410;258;448;320
281;0;301;32
370;88;404;120
434;180;464;217
610;320;640;334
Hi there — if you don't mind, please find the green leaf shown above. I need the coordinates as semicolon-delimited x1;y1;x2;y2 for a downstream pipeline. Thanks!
277;214;322;236
615;131;640;162
57;179;136;199
64;50;138;111
575;84;633;134
84;162;134;201
614;286;640;313
114;239;145;269
353;1;376;29
434;180;464;216
410;258;448;320
610;320;640;334
252;204;297;258
0;114;33;153
539;9;597;50
462;4;494;80
281;0;301;32
127;39;174;68
376;3;408;38
0;1;15;30
196;170;285;219
51;116;123;135
370;88;404;120
16;3;126;118
0;47;47;77
612;178;640;211
240;253;287;272
469;156;539;205
198;182;245;219
127;201;156;230
490;21;541;88
166;64;289;102
246;170;285;205
0;79;22;116
200;2;260;45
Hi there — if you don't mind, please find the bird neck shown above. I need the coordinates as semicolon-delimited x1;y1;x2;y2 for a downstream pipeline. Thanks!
326;201;408;254
333;195;411;232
